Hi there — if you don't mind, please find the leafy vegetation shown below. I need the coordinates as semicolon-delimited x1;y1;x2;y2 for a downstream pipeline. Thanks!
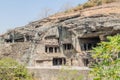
0;58;33;80
83;0;117;9
90;35;120;80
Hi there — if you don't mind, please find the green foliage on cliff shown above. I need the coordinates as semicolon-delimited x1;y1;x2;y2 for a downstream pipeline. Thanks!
82;0;117;9
0;58;33;80
91;35;120;80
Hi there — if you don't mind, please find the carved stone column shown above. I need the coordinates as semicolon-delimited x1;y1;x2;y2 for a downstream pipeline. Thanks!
53;47;55;53
47;47;49;53
11;32;15;43
24;34;27;42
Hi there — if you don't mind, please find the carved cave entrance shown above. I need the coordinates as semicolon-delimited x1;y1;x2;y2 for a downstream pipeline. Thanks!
45;46;60;53
5;35;30;43
79;37;100;51
83;58;89;66
63;43;73;50
53;58;66;66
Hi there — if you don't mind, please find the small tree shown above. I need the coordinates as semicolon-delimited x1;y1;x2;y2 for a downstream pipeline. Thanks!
0;58;33;80
91;35;120;80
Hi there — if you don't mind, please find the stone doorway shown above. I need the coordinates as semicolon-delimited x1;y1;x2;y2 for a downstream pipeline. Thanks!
79;37;100;51
53;58;66;66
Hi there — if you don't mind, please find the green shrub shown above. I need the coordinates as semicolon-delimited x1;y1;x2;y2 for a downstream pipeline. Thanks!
90;35;120;80
0;58;33;80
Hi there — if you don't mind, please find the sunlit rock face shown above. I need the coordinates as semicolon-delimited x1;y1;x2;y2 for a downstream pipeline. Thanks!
0;2;120;67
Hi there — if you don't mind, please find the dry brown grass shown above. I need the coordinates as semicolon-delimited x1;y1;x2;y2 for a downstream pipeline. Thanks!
64;0;118;13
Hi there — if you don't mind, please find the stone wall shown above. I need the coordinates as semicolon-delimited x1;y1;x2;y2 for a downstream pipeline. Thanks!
27;66;92;80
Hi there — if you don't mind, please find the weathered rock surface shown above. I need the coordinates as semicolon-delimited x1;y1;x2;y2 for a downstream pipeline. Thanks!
0;2;120;66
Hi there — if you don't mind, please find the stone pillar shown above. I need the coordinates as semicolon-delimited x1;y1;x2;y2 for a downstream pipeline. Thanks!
56;48;58;53
11;33;15;43
75;38;81;52
62;58;64;65
24;34;27;42
56;47;59;53
47;47;49;53
53;47;55;53
71;59;73;66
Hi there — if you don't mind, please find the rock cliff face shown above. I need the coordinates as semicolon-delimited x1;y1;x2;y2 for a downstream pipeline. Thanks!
0;2;120;67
